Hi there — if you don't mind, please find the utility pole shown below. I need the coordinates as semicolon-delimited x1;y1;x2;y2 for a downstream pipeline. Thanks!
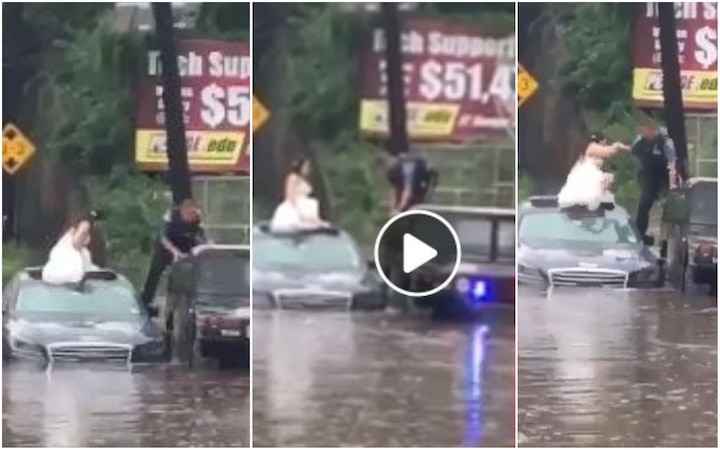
381;2;409;156
152;2;193;203
657;2;689;180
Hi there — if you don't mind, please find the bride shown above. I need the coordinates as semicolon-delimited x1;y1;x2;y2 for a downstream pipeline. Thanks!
558;132;630;210
42;212;99;284
270;157;329;232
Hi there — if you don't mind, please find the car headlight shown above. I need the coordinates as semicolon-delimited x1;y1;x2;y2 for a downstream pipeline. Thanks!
11;337;45;357
518;264;543;279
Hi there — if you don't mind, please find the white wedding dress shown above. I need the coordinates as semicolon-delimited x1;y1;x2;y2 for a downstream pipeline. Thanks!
557;155;614;210
269;176;322;233
42;231;97;284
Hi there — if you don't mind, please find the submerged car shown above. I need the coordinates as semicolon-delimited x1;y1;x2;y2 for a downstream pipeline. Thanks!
164;245;250;367
390;204;515;319
252;224;384;310
660;177;717;295
518;196;663;289
3;268;167;367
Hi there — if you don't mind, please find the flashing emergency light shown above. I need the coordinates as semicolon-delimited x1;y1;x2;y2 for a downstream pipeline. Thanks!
456;277;495;304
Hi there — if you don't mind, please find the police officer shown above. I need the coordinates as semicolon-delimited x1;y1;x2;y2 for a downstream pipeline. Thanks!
381;151;437;216
140;198;207;306
631;120;678;239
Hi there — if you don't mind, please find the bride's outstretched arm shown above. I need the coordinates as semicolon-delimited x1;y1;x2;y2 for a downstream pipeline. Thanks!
585;142;630;159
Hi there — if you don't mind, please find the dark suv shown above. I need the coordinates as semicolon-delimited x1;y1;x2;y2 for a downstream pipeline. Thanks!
391;204;515;320
660;177;717;295
164;245;250;367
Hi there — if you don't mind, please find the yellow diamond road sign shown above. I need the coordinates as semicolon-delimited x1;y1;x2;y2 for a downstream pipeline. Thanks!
253;95;270;133
2;123;36;175
517;64;539;107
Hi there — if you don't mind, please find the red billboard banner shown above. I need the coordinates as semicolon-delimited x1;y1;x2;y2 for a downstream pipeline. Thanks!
359;16;515;142
632;2;718;110
135;39;251;173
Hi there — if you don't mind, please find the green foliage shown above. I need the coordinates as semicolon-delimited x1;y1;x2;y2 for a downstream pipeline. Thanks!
284;5;372;142
47;23;145;174
418;3;515;33
85;170;167;285
555;3;636;121
3;244;29;286
197;3;250;40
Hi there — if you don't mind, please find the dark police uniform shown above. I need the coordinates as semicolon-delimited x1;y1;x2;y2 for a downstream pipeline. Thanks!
631;132;677;236
140;208;206;306
386;154;434;212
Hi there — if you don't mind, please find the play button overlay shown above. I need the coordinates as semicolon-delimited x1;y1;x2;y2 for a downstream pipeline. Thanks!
374;209;461;298
403;233;438;273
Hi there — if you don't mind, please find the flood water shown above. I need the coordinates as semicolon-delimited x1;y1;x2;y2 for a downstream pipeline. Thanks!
518;287;717;447
252;310;515;447
3;365;250;447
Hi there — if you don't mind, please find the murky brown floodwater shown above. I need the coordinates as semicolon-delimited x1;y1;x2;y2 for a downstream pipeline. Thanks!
3;365;250;447
252;310;515;447
518;287;717;447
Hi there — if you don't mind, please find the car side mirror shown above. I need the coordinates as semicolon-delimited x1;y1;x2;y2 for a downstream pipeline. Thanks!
643;235;655;246
147;306;159;318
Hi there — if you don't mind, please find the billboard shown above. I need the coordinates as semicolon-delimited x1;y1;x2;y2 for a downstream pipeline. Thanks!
359;16;515;142
135;39;251;173
632;2;718;110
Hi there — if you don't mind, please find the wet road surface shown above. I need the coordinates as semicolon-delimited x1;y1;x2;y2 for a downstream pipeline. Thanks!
518;287;717;447
3;364;250;447
252;310;515;447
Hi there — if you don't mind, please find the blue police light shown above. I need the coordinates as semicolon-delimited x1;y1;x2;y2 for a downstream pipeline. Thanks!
456;278;497;304
469;279;495;304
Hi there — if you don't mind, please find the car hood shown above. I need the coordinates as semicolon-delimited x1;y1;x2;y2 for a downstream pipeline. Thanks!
196;305;250;320
7;314;158;347
518;244;655;272
252;269;370;293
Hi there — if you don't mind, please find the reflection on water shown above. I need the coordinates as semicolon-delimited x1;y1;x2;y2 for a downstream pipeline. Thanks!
252;310;515;447
3;365;250;447
518;288;717;447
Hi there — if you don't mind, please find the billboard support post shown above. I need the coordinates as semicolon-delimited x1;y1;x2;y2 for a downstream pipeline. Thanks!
381;3;409;156
152;2;193;204
658;2;689;180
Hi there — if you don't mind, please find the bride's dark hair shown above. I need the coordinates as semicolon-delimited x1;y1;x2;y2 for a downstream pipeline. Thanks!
588;132;606;144
289;156;310;175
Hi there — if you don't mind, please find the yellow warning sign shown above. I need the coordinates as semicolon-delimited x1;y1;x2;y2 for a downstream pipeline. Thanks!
518;64;539;108
253;96;270;133
2;123;36;175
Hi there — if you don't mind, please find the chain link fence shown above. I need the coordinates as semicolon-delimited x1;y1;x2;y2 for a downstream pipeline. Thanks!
192;176;250;245
686;113;717;179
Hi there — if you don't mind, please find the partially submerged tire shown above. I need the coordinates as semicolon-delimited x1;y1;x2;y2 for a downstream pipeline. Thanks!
171;308;195;367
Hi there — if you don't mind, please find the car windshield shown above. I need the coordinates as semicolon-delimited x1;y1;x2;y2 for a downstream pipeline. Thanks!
253;232;362;273
520;210;641;247
195;250;251;298
16;283;141;317
451;216;515;262
690;183;718;225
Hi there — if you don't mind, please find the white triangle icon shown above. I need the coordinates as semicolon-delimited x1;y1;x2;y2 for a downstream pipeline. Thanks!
403;233;438;273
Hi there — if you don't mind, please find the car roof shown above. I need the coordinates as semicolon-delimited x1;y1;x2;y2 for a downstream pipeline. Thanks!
11;267;136;299
688;176;717;186
412;203;515;218
519;196;631;218
191;244;250;256
253;222;353;240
